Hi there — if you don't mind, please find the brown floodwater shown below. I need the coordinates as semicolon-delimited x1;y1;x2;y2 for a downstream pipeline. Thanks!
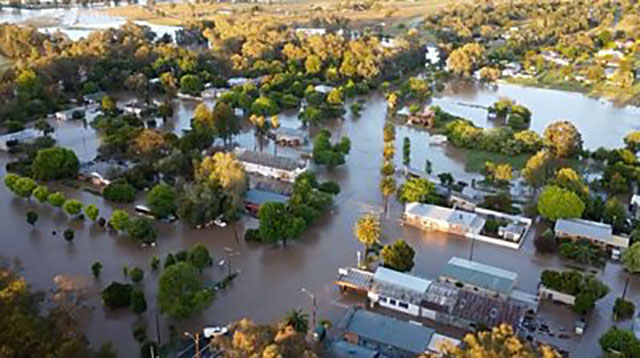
1;87;639;357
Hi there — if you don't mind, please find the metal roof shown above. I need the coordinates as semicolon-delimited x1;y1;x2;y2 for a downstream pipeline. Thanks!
329;341;383;358
341;308;434;354
0;128;40;142
244;189;289;206
405;203;479;228
441;257;517;296
373;267;431;294
554;219;613;245
233;148;303;171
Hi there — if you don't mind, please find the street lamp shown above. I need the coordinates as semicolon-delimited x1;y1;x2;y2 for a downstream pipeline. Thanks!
300;287;317;330
184;331;200;358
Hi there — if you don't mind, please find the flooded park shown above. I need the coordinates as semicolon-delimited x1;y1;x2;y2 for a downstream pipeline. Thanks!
0;80;640;356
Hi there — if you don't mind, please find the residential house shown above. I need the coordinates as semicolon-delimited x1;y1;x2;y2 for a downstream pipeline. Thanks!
335;266;534;332
337;307;435;358
78;160;130;187
554;218;629;256
0;129;40;151
233;148;308;183
244;188;289;216
498;222;527;242
439;257;518;301
269;126;308;146
449;192;477;212
122;101;145;117
328;340;387;358
403;203;486;237
55;108;84;121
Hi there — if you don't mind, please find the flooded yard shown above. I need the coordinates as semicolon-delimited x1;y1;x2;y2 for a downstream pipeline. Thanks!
1;48;640;356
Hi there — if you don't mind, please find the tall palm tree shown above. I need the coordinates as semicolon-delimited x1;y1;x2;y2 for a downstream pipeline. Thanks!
281;308;309;334
380;176;396;214
353;214;381;253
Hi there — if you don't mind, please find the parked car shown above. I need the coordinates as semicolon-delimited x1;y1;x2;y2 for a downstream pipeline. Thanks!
203;326;228;339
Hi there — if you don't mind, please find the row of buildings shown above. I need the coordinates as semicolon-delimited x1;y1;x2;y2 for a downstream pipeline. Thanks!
332;257;538;357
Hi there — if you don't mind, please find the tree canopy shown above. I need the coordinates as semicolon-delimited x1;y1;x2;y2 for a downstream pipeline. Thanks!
381;240;415;272
537;185;585;221
157;262;213;318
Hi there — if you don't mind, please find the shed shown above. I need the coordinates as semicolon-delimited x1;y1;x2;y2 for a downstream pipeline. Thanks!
440;257;517;297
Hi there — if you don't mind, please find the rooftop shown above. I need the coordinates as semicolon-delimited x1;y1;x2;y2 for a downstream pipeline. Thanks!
233;148;304;172
441;257;517;296
336;267;375;290
0;128;40;142
244;189;289;206
373;267;431;294
554;219;615;246
340;308;434;354
329;341;383;358
451;290;524;328
427;333;461;354
405;203;480;228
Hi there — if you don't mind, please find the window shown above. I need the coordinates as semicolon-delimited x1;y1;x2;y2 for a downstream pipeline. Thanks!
379;296;387;303
398;302;409;309
389;299;397;305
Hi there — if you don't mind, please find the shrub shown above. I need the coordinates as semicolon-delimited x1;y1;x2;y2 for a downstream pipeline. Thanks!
130;288;147;314
318;181;341;195
534;228;557;253
63;229;75;242
101;282;133;309
130;267;144;283
103;179;137;203
614;298;635;320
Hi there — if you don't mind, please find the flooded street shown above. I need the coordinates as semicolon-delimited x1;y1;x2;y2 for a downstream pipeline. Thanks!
1;30;640;354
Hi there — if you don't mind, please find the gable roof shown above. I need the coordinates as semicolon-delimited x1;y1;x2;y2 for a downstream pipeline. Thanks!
233;148;303;171
341;308;434;354
441;257;517;295
373;267;431;294
245;189;289;206
329;341;382;358
405;203;479;227
554;219;613;244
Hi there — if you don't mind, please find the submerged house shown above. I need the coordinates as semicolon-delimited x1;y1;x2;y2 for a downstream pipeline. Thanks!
0;129;40;151
403;203;485;237
233;148;308;183
244;188;290;216
554;218;629;255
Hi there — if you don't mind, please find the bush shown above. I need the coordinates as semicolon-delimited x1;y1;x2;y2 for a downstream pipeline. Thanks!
127;217;156;244
130;288;147;314
91;262;103;278
63;229;75;242
318;181;341;195
26;211;38;226
244;229;261;242
534;228;557;253
129;267;144;283
103;179;137;203
614;298;635;320
101;282;133;309
32;147;79;181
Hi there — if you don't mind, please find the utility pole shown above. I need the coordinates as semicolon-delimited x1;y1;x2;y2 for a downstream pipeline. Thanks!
300;287;317;331
184;332;201;358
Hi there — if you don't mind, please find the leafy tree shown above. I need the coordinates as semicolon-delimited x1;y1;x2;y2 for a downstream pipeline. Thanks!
534;228;557;254
613;298;635;321
318;181;340;195
402;137;411;167
32;147;79;180
543;121;582;158
381;240;415;272
101;282;133;309
157;262;213;318
180;74;203;95
281;309;309;334
446;43;485;76
47;192;66;207
624;131;640;152
129;267;144;283
26;211;38;226
537;185;585;221
622;242;640;273
305;54;322;74
91;262;102;278
101;95;116;114
13;177;37;199
157;101;174;122
164;253;177;268
257;202;306;247
603;198;627;233
147;184;177;219
212;102;240;145
150;256;160;270
312;129;351;168
63;199;83;217
550;167;588;198
33;185;50;203
196;152;247;210
109;209;130;231
599;327;640;358
189;244;212;273
103;179;137;203
380;176;396;212
397;178;436;203
130;288;147;314
62;228;74;242
4;173;20;192
419;324;559;358
34;119;54;135
127;217;156;244
84;204;99;221
353;214;380;251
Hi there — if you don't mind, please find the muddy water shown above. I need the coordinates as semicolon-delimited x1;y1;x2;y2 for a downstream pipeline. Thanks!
1;87;640;357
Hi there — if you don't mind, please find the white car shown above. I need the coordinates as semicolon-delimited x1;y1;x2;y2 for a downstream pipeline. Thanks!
203;326;228;338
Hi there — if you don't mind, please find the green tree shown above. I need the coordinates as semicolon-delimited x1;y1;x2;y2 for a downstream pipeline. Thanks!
312;129;351;168
257;202;306;247
47;192;66;208
613;298;635;321
147;184;177;219
603;198;627;233
305;55;322;74
127;217;156;244
34;119;54;135
63;229;74;242
624;131;640;152
101;95;116;114
33;185;50;203
397;178;435;204
129;267;144;283
32;147;79;180
543;121;583;158
91;262;103;278
130;288;147;314
101;282;132;309
180;74;203;95
537;185;585;221
212;102;240;145
402;137;411;167
599;327;640;358
157;262;213;318
281;309;309;334
622;242;640;273
381;240;415;272
13;177;37;199
26;211;38;226
353;214;380;251
157;101;174;122
380;176;396;213
4;173;20;192
189;244;212;273
103;180;137;203
109;209;130;231
150;256;160;270
63;199;83;217
84;204;99;221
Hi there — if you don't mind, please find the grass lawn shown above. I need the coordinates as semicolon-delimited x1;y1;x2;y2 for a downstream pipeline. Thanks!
464;150;531;173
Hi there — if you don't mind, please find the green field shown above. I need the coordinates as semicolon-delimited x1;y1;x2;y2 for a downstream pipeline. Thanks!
464;150;531;173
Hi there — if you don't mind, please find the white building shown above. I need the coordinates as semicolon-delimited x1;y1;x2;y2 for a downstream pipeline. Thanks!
403;203;485;237
0;128;40;151
233;148;307;183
